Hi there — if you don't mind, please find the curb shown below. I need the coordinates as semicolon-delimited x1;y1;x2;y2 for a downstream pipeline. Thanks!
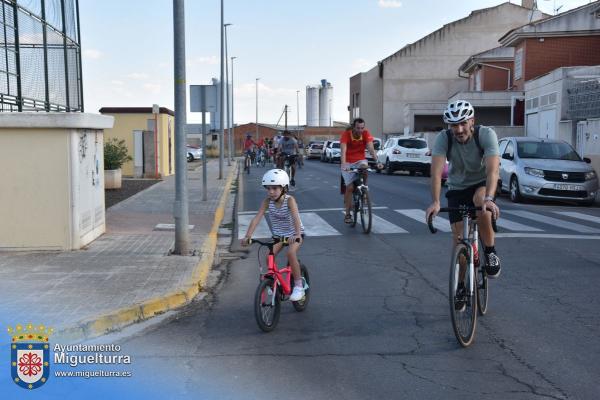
57;163;239;342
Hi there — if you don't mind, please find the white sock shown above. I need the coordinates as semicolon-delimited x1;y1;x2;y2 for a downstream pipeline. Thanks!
294;279;303;288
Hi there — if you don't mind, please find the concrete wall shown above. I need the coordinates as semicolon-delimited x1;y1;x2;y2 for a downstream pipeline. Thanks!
0;113;113;251
381;3;537;135
577;118;600;176
356;66;383;136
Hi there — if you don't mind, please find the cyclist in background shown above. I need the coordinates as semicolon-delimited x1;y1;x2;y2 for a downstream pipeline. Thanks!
340;118;382;224
425;100;502;310
277;130;299;187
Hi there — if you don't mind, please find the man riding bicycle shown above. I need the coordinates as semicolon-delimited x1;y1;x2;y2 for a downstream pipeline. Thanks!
277;130;299;187
340;118;383;224
425;100;502;298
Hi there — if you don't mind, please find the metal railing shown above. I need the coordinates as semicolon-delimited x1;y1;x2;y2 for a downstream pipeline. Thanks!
0;0;83;112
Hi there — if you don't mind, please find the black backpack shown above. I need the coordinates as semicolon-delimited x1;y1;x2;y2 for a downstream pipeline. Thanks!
445;125;484;162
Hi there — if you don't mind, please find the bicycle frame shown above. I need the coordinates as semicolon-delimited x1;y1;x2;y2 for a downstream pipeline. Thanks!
251;238;296;305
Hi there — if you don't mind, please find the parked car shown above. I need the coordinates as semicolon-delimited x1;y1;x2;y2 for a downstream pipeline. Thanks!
365;138;382;169
321;140;334;162
324;141;341;163
306;142;324;159
376;136;431;176
498;137;598;206
187;145;202;162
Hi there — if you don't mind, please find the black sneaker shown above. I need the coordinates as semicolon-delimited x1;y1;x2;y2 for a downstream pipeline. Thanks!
290;179;296;187
484;251;501;279
454;282;466;312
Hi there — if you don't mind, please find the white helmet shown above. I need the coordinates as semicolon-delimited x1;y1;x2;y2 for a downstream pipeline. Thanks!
443;100;475;124
262;169;289;187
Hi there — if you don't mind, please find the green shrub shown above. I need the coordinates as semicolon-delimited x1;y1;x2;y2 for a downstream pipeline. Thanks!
104;138;132;170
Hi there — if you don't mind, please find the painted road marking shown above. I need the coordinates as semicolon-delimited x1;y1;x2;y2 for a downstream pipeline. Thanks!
554;211;600;225
395;209;452;232
339;211;408;234
495;218;543;232
237;214;272;239
301;212;342;236
504;210;600;234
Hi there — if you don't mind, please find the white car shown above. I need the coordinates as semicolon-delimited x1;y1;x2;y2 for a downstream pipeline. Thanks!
187;145;203;162
376;136;431;175
365;137;382;168
307;142;324;159
324;141;341;163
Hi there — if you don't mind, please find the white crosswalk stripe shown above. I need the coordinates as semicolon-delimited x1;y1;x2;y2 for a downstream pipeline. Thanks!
238;208;600;238
394;209;452;232
504;210;600;234
495;218;543;232
554;211;600;225
301;212;341;236
339;211;408;234
237;214;272;239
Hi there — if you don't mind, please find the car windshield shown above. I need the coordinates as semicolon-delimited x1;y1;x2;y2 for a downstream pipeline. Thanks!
332;142;340;149
397;139;427;149
517;142;581;161
373;141;381;150
312;144;323;149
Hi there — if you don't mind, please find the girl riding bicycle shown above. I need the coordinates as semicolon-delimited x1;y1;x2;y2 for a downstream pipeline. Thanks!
241;169;306;301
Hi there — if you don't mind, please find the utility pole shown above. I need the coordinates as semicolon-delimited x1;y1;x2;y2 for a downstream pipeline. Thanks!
296;90;300;138
284;105;288;131
255;78;260;140
230;56;236;161
218;0;224;179
224;23;232;167
172;0;189;255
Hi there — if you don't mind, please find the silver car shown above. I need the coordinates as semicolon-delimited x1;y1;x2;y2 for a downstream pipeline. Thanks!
187;145;203;162
498;137;598;206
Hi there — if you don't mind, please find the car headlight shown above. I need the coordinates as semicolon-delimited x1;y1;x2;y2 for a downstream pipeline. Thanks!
524;167;544;178
585;170;597;181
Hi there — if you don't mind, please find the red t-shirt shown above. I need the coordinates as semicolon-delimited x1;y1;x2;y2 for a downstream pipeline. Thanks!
340;129;374;163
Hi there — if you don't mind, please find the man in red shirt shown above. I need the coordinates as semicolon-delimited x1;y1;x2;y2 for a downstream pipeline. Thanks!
340;118;383;223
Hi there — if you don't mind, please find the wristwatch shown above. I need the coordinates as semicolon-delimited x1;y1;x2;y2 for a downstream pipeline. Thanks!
484;195;495;202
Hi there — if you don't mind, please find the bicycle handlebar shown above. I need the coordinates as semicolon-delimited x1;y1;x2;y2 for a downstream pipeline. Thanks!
348;167;374;172
247;237;301;247
427;207;498;234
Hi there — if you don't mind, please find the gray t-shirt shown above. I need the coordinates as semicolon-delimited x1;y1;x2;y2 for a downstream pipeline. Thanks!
280;137;298;155
431;126;500;190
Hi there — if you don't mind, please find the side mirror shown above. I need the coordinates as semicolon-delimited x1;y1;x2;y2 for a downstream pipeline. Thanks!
502;153;513;161
584;157;591;164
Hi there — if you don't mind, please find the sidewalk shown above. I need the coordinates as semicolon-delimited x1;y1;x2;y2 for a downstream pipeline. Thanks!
0;158;237;342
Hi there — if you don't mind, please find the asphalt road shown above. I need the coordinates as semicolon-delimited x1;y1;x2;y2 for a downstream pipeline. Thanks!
116;159;600;400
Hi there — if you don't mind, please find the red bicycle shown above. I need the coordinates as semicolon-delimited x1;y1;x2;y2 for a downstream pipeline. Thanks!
248;237;310;332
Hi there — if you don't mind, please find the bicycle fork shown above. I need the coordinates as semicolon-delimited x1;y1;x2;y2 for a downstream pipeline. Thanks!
454;220;476;297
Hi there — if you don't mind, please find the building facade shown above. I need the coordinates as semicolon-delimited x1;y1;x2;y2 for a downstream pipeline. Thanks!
99;107;175;178
350;2;545;137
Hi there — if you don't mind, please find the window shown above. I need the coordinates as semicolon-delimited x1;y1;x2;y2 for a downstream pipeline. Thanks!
504;141;514;158
498;140;508;155
517;141;581;161
514;48;523;80
397;139;427;149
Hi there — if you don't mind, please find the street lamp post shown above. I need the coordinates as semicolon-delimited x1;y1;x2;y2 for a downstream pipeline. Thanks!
296;90;300;138
255;77;260;141
218;0;224;179
224;23;232;167
230;56;237;160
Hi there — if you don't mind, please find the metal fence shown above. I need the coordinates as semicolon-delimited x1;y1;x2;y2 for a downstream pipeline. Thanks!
567;78;600;121
0;0;82;112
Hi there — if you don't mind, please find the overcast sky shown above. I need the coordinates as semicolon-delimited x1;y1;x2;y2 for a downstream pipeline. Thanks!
79;0;593;125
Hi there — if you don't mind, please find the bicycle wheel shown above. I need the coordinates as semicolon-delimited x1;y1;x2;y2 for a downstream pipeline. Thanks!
292;264;310;312
360;190;372;234
254;278;281;332
476;239;489;316
449;243;477;347
246;158;251;174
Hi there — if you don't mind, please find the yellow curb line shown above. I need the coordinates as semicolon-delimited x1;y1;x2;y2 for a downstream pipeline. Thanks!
58;163;239;342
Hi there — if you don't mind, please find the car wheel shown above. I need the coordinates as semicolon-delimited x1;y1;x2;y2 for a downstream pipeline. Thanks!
510;176;522;203
441;179;447;187
496;179;503;196
187;154;193;162
423;167;431;177
578;199;595;207
385;159;393;175
409;170;416;176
